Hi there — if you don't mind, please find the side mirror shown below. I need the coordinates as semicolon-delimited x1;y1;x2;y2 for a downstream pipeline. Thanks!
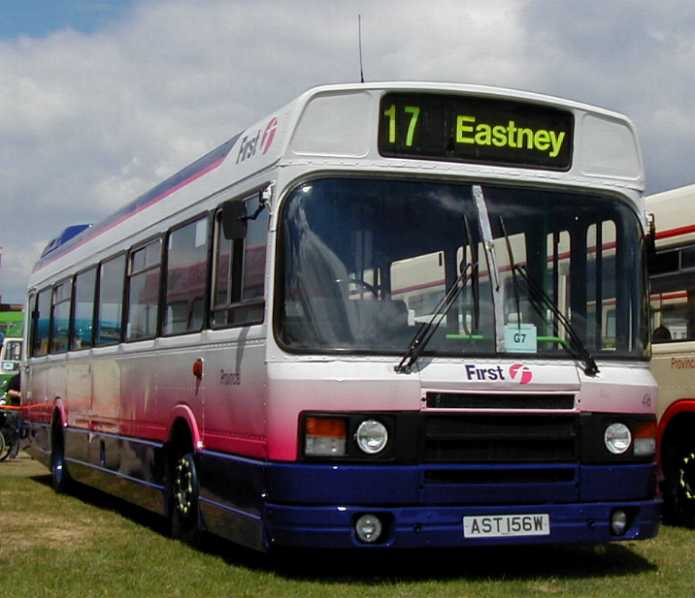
646;212;657;268
221;200;247;240
647;212;656;251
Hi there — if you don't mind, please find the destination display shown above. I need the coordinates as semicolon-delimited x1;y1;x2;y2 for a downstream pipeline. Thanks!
378;93;574;170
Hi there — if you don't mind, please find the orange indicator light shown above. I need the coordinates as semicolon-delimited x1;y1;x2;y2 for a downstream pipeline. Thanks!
306;416;346;438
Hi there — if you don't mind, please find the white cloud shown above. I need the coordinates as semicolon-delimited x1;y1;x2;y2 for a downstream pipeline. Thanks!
0;0;694;301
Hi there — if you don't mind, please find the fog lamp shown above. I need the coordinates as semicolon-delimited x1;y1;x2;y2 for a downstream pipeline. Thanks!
604;423;632;455
355;514;383;543
610;509;628;535
355;419;388;455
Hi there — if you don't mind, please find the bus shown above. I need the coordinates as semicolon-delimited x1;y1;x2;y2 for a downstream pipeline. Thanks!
22;82;659;551
0;337;22;392
646;183;695;527
0;308;23;399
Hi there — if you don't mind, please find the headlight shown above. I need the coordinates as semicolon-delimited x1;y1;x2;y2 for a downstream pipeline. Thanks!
604;422;632;455
355;419;389;454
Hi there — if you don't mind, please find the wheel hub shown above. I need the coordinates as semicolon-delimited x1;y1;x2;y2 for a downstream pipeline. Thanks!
174;457;194;515
679;451;695;501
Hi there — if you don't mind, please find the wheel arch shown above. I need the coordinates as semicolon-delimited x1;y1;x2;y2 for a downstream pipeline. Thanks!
659;399;695;465
50;397;67;429
166;404;202;452
50;398;68;451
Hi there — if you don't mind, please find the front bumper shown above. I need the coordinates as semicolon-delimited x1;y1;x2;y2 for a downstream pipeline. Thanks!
265;499;661;549
197;452;661;551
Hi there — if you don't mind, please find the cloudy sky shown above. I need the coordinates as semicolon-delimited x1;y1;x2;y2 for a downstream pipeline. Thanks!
1;0;693;303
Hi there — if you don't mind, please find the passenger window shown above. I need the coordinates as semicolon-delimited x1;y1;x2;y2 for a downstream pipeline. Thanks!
96;254;126;345
4;340;21;361
50;280;72;353
126;239;161;340
31;288;51;357
163;217;209;335
70;267;97;350
212;194;268;327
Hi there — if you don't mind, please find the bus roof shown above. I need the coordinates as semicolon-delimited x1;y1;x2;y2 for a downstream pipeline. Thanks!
646;183;695;248
30;81;645;284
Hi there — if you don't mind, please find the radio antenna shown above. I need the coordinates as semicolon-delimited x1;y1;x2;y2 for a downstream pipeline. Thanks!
358;14;365;83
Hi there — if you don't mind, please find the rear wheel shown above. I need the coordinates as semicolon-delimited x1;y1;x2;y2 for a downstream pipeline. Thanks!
664;439;695;528
0;415;19;462
168;451;200;543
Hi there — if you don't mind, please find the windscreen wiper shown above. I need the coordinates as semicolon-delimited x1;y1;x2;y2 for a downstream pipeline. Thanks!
394;261;475;374
395;212;477;374
498;216;599;377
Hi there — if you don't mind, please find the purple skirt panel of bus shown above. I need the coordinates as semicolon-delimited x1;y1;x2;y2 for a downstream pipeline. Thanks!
25;422;660;551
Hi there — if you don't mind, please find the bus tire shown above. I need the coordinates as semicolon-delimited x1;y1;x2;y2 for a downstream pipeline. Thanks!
168;450;201;544
664;438;695;528
50;420;71;493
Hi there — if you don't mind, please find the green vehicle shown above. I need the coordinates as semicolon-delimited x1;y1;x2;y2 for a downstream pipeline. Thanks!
0;310;24;400
0;338;22;399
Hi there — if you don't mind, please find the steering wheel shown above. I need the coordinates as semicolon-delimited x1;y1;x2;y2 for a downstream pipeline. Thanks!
343;276;379;297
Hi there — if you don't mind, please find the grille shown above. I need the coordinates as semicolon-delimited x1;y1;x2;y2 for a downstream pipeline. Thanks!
426;392;575;410
424;467;576;484
423;414;578;463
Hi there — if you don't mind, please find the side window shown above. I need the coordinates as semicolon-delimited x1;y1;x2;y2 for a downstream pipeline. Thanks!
32;288;51;357
650;245;695;342
70;267;97;350
96;255;126;346
5;340;22;361
163;216;209;335
126;239;161;340
212;194;269;327
50;280;72;353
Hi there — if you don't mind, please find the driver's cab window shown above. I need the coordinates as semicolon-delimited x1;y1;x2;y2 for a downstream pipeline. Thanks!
212;192;269;328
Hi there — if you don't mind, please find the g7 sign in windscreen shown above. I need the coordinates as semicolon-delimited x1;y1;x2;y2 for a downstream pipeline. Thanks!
378;93;574;170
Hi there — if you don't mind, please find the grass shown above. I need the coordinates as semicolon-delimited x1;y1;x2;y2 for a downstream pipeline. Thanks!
1;455;694;597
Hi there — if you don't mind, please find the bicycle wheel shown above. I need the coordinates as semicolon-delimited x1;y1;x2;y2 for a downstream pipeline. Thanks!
0;429;10;462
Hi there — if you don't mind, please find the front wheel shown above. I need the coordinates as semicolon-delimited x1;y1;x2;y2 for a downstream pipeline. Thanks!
168;452;200;543
51;427;71;493
664;440;695;528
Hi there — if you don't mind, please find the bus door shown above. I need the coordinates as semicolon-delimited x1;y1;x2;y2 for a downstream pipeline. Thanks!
202;196;269;457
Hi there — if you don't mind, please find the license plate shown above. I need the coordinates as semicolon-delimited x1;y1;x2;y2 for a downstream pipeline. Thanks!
463;513;550;538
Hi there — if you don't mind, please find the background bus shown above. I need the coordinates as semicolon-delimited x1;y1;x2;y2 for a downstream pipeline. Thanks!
0;306;23;400
647;183;695;527
23;83;659;551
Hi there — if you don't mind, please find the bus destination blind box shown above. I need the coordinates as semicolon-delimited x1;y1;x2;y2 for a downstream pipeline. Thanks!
378;93;574;170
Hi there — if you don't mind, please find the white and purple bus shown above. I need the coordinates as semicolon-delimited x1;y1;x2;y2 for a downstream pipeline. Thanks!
22;83;659;550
